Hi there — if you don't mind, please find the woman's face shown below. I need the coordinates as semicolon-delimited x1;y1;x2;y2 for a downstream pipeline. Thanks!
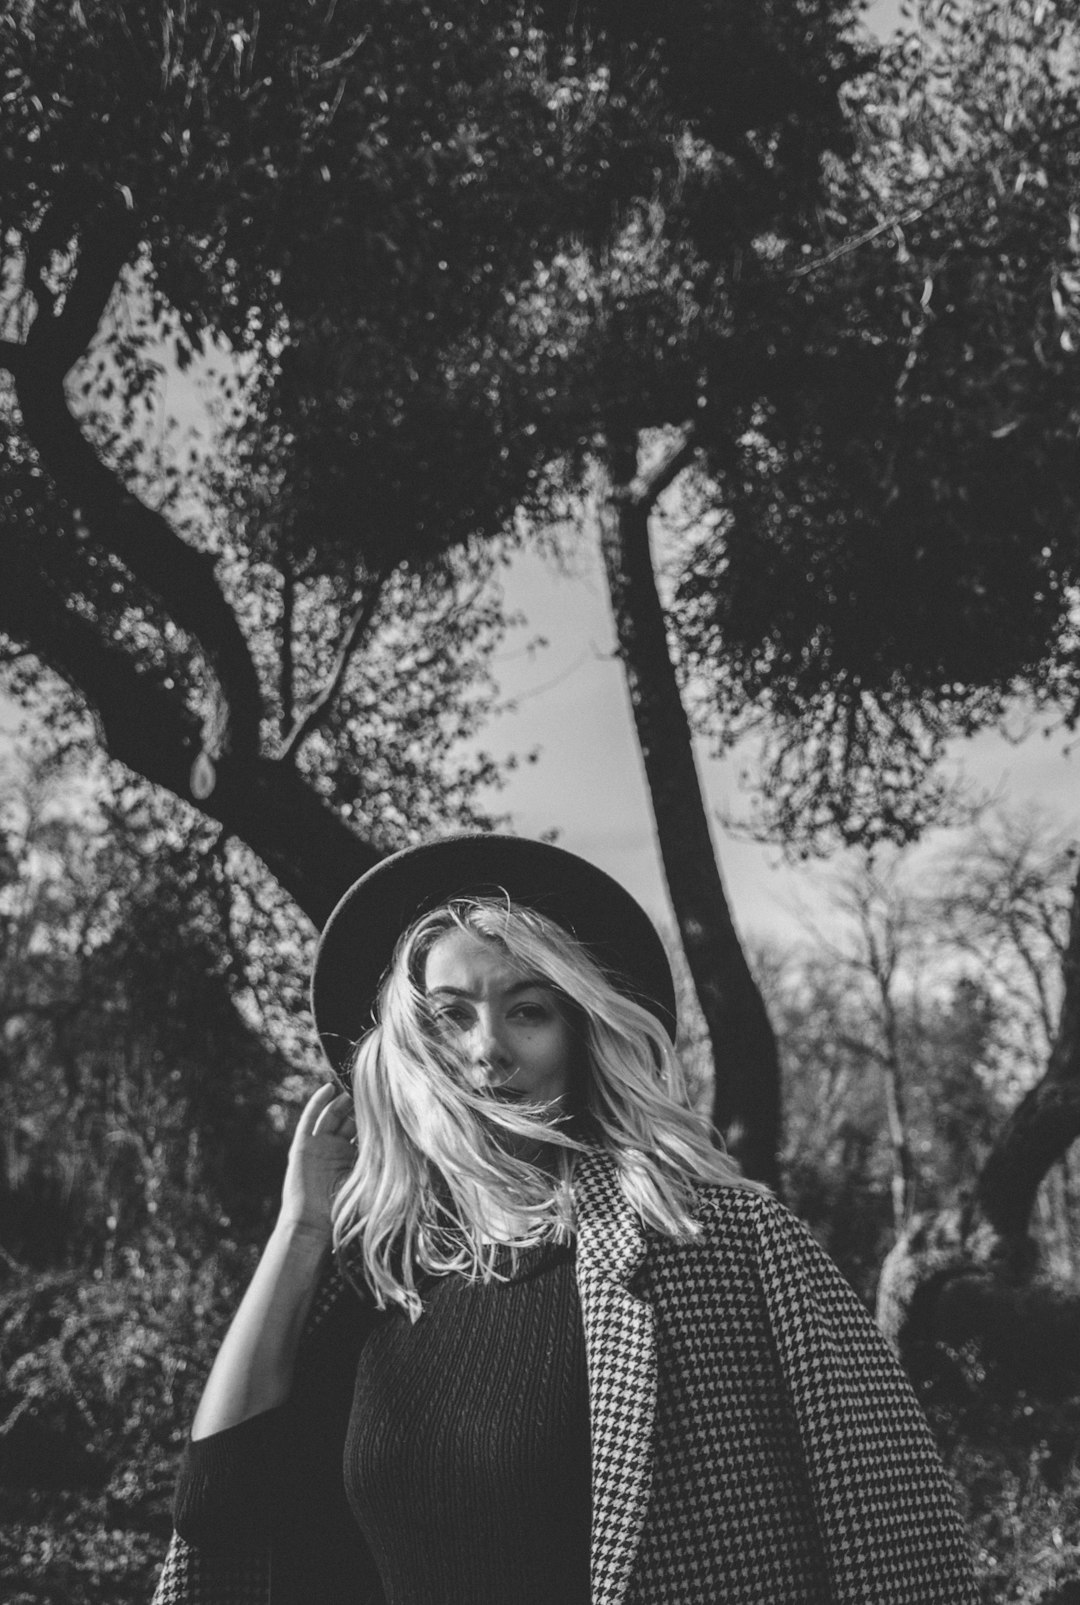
423;929;577;1108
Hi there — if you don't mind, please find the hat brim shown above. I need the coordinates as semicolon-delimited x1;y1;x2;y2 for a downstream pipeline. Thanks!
310;833;677;1076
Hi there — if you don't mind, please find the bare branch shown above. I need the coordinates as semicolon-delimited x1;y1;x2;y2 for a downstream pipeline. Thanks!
625;424;699;512
834;1032;885;1067
279;554;297;742
278;576;386;762
384;577;489;683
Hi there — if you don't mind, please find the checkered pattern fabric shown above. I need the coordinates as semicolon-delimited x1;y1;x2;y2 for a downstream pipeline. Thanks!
575;1159;657;1604
152;1155;977;1605
151;1533;269;1605
573;1155;977;1603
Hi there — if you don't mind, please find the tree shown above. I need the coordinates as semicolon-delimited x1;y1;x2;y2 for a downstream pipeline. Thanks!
661;0;1080;1396
760;810;1080;1583
761;849;1005;1298
765;821;1080;1601
790;855;934;1234
671;0;1080;857
502;2;870;1183
868;823;1080;1602
0;0;594;926
0;746;309;1605
0;746;313;1265
0;0;875;1179
873;820;1080;1408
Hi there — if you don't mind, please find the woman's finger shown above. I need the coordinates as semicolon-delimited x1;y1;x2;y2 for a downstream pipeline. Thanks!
311;1091;355;1137
293;1082;338;1139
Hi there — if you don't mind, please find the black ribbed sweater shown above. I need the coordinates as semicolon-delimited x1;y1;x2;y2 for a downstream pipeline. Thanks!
174;1242;592;1605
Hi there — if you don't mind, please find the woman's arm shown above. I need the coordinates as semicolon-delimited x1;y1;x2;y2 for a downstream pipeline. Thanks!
191;1083;356;1440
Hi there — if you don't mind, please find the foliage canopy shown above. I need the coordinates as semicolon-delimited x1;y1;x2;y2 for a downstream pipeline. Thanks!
0;0;870;916
674;0;1080;851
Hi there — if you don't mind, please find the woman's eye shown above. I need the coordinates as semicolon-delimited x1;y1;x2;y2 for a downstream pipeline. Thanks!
433;1006;470;1029
512;1003;548;1023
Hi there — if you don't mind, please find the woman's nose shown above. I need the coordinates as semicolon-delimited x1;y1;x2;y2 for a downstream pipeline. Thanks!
469;1014;512;1073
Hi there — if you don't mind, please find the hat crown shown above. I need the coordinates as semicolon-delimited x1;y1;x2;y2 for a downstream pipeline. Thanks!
310;833;677;1075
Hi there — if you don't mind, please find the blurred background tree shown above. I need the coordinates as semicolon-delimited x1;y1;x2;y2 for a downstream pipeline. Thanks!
0;742;316;1603
762;813;1080;1600
768;817;1077;1305
0;751;300;1266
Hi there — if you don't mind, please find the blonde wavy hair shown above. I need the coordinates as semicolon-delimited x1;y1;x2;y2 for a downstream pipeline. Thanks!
331;897;754;1317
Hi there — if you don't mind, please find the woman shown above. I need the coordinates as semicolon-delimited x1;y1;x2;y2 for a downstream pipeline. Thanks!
154;834;977;1605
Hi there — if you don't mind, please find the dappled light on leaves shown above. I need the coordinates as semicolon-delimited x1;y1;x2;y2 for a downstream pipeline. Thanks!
670;0;1080;853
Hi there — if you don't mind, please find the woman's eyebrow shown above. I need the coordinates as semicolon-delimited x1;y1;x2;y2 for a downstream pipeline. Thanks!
426;977;551;998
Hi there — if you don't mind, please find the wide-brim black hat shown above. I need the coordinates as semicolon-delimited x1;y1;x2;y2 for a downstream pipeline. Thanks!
310;833;677;1075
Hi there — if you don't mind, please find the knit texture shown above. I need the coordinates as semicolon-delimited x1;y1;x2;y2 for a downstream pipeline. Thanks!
171;1244;590;1605
173;1269;382;1605
344;1241;591;1604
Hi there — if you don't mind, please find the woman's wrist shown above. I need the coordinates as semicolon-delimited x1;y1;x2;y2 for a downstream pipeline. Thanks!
270;1211;335;1255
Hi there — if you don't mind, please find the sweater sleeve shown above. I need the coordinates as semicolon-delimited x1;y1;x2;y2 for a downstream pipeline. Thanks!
174;1406;288;1546
169;1263;386;1605
751;1197;978;1605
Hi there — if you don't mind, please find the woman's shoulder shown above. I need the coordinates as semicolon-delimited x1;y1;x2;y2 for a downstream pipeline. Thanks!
689;1180;822;1254
692;1177;783;1222
685;1183;866;1310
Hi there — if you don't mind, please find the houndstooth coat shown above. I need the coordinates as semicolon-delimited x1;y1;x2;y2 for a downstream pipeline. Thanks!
152;1152;977;1605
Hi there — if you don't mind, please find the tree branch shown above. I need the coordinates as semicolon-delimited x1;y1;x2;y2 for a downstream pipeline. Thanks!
279;553;297;742
0;544;380;924
15;225;264;770
0;545;204;795
623;423;699;512
278;576;386;762
975;863;1080;1237
382;578;488;685
29;209;136;377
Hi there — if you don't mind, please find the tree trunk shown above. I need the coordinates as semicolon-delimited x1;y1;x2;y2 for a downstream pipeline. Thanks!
598;436;782;1188
1;232;383;932
974;863;1080;1239
877;988;917;1232
0;515;378;931
191;754;382;927
877;866;1080;1391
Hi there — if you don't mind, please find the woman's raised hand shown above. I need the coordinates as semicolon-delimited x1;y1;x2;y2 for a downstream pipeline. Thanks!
278;1082;357;1240
190;1083;357;1437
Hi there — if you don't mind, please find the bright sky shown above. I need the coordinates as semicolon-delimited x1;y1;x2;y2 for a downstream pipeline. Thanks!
473;546;1080;950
